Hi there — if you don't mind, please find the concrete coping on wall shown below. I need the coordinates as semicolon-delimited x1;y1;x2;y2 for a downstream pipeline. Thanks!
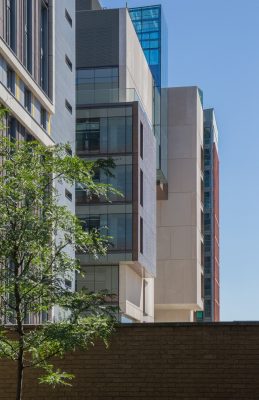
7;321;259;331
120;321;259;327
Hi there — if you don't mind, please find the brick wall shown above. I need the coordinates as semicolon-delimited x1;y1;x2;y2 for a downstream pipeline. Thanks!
1;323;259;399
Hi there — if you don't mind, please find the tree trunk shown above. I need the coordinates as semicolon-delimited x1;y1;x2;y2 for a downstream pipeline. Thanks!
16;350;24;400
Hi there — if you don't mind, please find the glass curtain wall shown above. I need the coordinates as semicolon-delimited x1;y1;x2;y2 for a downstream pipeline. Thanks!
76;105;133;252
77;67;119;104
129;6;161;87
129;5;168;181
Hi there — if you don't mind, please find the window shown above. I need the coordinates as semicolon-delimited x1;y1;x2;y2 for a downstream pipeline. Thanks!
108;164;132;203
140;217;143;254
201;209;204;236
204;256;211;274
204;148;211;167
24;87;31;113
65;99;72;114
65;189;72;201
205;278;211;297
108;214;132;251
77;119;100;153
140;121;143;159
204;170;210;188
140;169;143;206
204;128;211;145
7;67;15;94
204;213;211;232
204;234;211;251
108;117;127;153
65;55;72;71
77;266;119;302
65;9;72;27
204;300;211;318
6;0;16;51
40;107;47;130
79;214;132;252
65;279;72;290
76;67;119;104
76;107;132;155
201;241;204;267
82;216;100;232
23;0;32;72
204;192;211;209
8;116;16;141
40;0;49;93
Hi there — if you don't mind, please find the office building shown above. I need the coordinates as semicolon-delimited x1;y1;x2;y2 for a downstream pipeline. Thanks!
0;0;76;321
76;0;156;322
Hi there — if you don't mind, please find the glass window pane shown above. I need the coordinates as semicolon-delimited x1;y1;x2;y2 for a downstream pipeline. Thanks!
126;116;132;152
80;266;95;292
150;31;160;39
94;68;111;78
111;266;119;296
108;214;126;250
126;214;132;250
126;165;132;202
150;49;159;65
142;7;159;20
95;266;112;292
108;165;126;202
108;117;125;153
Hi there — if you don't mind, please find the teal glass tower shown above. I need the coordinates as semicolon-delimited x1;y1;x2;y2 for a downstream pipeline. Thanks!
129;5;167;89
129;5;168;183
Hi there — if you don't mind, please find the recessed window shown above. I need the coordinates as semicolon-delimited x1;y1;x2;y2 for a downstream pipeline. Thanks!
65;99;72;114
6;0;16;51
8;116;16;141
65;55;72;71
23;0;32;72
65;279;72;289
40;0;49;93
140;121;143;159
40;107;47;130
140;217;143;254
65;9;72;27
65;189;73;201
7;67;15;94
24;87;31;113
140;169;143;207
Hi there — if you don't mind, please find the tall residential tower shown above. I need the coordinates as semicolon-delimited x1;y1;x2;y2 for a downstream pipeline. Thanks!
201;109;220;321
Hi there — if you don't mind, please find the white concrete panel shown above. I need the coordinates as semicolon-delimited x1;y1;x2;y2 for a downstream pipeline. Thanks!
155;87;204;322
168;158;197;193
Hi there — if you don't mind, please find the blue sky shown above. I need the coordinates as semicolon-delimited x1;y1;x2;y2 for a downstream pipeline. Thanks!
101;0;259;321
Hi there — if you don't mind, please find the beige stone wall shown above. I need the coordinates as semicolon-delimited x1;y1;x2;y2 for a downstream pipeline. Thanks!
118;9;153;125
155;87;204;322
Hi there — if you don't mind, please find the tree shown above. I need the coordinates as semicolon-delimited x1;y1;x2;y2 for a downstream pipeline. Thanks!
0;109;118;400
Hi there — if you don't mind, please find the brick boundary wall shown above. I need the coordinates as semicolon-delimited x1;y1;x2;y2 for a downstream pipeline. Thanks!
1;322;259;399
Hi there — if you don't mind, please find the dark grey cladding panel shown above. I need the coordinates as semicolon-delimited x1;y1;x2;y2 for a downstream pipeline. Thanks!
76;9;120;68
76;0;102;11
